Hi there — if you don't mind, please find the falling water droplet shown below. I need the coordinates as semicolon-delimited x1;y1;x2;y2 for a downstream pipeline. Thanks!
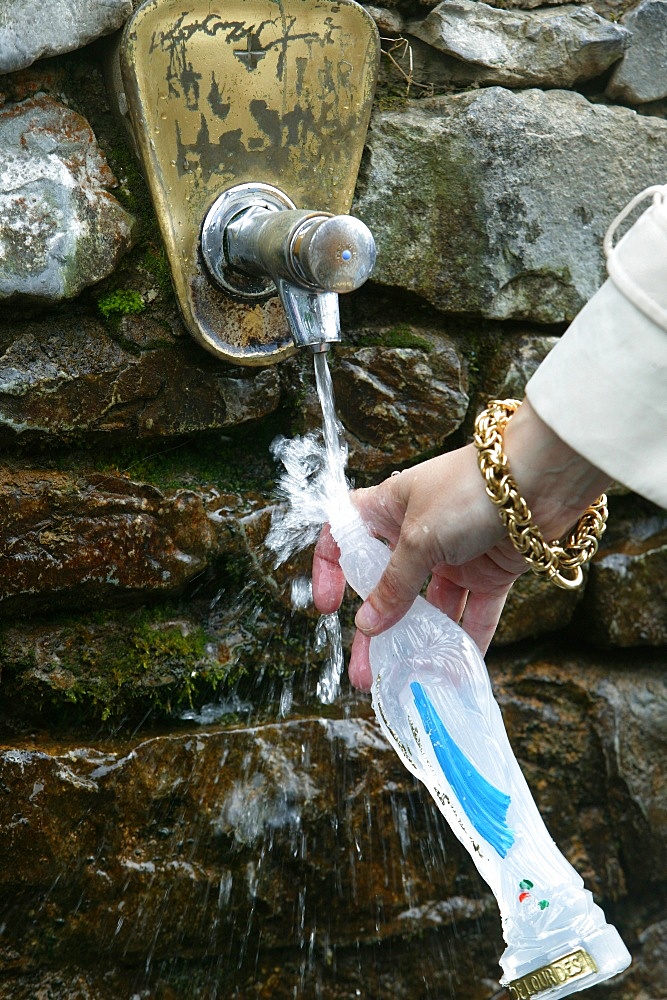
279;680;293;718
290;576;312;609
314;614;343;705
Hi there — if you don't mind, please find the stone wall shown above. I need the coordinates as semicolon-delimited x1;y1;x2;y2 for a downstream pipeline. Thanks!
0;1;665;998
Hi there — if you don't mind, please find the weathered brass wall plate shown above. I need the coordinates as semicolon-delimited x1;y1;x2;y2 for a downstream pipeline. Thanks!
120;0;380;365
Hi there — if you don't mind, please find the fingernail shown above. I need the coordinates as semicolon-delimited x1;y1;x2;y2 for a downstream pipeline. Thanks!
355;601;380;634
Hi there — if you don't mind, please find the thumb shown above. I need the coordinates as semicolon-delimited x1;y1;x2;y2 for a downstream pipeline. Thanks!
355;529;431;636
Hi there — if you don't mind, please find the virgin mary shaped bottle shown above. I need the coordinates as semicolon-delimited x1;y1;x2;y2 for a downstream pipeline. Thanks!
328;499;631;1000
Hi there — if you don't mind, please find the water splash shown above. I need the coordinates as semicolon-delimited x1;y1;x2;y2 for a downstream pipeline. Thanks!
290;576;313;609
314;613;344;705
266;354;350;569
266;429;349;568
279;679;293;718
266;354;353;706
179;696;253;725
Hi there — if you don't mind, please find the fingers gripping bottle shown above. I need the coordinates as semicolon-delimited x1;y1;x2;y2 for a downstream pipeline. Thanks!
327;497;631;1000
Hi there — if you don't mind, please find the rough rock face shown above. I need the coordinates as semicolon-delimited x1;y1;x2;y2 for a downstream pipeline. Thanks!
607;0;667;104
0;0;133;74
0;469;217;614
353;88;667;324
332;341;469;472
474;0;633;13
470;331;560;424
493;570;584;645
0;708;499;997
284;333;471;474
0;95;136;302
0;453;661;657
0;314;281;442
577;508;667;646
0;611;226;721
410;1;629;89
0;652;664;998
0;465;293;621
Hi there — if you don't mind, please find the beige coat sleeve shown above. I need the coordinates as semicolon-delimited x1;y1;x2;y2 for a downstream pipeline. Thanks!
526;191;667;510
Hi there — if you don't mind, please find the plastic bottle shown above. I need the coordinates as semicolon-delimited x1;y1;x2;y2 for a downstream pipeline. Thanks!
327;498;631;1000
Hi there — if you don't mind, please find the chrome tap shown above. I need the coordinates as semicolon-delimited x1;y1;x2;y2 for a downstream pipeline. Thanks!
117;0;380;364
201;182;376;352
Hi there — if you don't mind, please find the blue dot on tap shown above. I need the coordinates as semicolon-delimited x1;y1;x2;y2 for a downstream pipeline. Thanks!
341;249;352;261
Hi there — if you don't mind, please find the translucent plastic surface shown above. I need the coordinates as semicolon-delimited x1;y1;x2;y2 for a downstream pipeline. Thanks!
332;512;631;996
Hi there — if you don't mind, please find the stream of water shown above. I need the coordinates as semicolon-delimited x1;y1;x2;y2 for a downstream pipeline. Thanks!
266;351;351;708
312;351;347;493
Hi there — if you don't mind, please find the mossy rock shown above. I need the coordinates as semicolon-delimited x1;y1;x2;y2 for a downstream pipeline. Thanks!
0;607;230;725
0;571;326;731
97;288;146;320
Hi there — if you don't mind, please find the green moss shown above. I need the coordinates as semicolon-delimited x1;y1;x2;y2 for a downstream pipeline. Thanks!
97;288;146;320
24;417;281;507
467;347;480;377
106;140;154;226
100;135;177;306
361;324;433;352
374;94;410;112
106;425;277;493
0;606;244;726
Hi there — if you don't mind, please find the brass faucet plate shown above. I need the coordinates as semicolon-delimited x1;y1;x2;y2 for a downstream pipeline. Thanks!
120;0;380;364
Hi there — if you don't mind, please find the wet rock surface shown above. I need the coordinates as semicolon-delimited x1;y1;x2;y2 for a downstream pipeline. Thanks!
468;330;560;426
0;314;281;443
576;504;667;646
331;340;469;473
0;458;662;669
353;88;667;323
281;329;472;474
0;0;132;74
0;611;225;722
0;651;664;998
0;95;136;303
0;706;500;997
493;569;584;645
0;462;290;622
0;468;217;614
410;1;629;90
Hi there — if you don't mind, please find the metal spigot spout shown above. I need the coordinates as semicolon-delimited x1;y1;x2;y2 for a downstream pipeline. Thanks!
200;182;376;353
277;280;340;353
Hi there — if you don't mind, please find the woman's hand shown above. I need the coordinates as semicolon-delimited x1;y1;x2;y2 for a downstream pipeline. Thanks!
312;401;611;690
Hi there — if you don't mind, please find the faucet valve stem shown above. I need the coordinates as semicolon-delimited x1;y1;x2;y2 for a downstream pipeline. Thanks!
201;183;376;299
200;182;376;353
285;213;376;293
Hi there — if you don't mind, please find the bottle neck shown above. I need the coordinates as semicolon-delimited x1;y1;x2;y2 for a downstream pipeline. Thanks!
329;508;390;600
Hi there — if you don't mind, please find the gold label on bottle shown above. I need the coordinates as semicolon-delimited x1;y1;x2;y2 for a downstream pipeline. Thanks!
506;948;598;998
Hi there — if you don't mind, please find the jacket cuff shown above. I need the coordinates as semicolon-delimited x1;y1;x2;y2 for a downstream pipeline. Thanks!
526;278;667;509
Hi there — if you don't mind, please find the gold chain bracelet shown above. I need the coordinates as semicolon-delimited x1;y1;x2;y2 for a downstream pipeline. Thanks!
473;399;608;590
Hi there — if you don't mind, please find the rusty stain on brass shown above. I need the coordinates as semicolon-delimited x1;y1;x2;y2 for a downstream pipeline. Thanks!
120;0;380;365
190;273;292;354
